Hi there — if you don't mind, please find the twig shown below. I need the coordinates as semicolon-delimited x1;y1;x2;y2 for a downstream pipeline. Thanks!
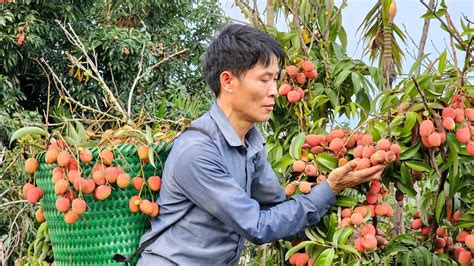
418;0;465;50
417;0;435;62
40;58;121;121
55;20;128;120
127;48;188;119
0;200;29;208
411;76;431;113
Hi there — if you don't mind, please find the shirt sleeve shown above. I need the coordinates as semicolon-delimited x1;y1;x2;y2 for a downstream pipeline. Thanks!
250;149;286;209
172;140;336;245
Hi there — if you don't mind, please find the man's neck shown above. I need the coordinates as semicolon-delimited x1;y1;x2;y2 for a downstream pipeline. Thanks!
217;99;253;144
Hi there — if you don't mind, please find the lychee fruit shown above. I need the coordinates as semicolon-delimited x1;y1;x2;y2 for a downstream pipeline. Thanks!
316;175;326;184
411;219;423;230
35;208;45;223
25;158;38;174
105;167;119;183
148;176;161;191
361;135;373;146
341;208;352;218
428;132;442;147
64;210;79;224
419;120;435;137
285;65;298;77
71;198;86;215
376;139;391;151
150;202;160;217
361;224;376;236
139;200;154;215
454;108;465;123
278;84;292;96
299;181;311;193
94;185;111;200
350;212;364;225
117;173;131;189
55;197;70;213
442;117;456;131
45;148;59;164
355;237;365;253
465;108;474;122
79;148;93;163
129;195;141;213
458;250;472;265
456;126;470;144
304;164;317;176
295;73;306;84
27;187;43;204
93;170;106;185
362;234;377;249
132;176;145;191
285;183;296;196
22;183;35;198
305;69;318;79
57;151;71;167
99;149;114;165
287;91;300;103
55;179;69;195
442;107;456;119
292;160;306;172
466;142;474;156
138;145;149;162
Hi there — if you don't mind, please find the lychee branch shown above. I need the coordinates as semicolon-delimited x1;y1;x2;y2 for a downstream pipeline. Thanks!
127;48;189;121
55;21;128;120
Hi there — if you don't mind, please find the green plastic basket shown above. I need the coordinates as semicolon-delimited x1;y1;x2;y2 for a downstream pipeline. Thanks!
35;142;172;266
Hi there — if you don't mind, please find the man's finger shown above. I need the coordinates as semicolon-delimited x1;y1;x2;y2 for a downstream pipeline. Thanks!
352;164;385;179
360;169;384;184
339;160;357;174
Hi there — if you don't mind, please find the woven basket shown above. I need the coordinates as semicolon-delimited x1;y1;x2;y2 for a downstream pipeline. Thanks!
35;142;172;265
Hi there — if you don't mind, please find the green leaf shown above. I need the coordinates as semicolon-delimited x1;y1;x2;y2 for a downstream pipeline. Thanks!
413;248;424;266
401;111;417;136
435;190;445;223
337;226;354;246
10;126;49;144
315;248;335;266
335;195;358;208
145;125;154;144
421;8;446;19
447;134;459;177
405;161;431;172
273;154;293;169
284;241;315;260
315;153;338;172
325;88;339;109
403;250;414;265
399;142;421;160
438;50;447;74
289;132;306;160
420;192;432;225
408;54;429;77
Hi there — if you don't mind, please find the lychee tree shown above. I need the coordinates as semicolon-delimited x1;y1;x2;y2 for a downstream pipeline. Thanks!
237;0;473;265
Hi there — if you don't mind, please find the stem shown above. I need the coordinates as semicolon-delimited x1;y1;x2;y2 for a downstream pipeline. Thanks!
416;0;435;76
292;0;308;56
127;48;188;120
418;0;466;50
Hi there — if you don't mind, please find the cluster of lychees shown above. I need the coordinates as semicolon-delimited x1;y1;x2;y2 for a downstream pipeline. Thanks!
420;99;474;155
278;60;318;103
22;141;161;224
285;129;400;197
411;210;473;265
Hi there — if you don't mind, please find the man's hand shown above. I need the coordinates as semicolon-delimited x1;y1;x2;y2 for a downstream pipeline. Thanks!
326;160;385;194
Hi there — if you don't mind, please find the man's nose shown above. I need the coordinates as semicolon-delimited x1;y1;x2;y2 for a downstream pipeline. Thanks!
270;82;278;97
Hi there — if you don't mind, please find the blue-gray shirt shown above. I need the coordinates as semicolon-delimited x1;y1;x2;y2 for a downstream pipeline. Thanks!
138;102;336;265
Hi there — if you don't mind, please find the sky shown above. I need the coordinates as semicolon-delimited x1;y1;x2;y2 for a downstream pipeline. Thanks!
219;0;473;75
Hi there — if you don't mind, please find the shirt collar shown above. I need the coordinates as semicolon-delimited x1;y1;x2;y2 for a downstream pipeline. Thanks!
209;102;265;148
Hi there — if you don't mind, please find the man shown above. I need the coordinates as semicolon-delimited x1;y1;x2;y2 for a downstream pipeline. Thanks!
137;24;384;265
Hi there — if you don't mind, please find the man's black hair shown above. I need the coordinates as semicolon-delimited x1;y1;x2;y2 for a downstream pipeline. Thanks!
202;24;285;97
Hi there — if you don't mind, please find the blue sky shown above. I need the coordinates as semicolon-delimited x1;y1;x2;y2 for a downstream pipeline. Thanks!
219;0;473;75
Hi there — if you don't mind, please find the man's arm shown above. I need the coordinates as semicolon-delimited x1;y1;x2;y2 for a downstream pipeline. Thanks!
172;140;336;245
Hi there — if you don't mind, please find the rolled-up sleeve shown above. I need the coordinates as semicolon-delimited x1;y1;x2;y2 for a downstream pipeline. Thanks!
172;140;336;245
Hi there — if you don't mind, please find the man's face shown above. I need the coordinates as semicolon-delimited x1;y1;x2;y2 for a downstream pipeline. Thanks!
227;55;279;123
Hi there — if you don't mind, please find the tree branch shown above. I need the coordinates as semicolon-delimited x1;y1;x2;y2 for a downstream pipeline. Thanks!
418;0;466;50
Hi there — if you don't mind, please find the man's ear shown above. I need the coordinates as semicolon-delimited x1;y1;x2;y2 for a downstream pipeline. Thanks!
219;71;234;94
